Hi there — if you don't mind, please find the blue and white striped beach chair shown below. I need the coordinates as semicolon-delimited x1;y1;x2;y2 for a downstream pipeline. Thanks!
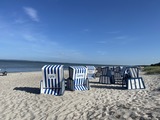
40;65;65;96
123;67;145;89
67;66;90;91
86;66;96;79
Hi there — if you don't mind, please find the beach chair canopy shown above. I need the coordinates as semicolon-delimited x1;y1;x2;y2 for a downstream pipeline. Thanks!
114;66;121;72
101;67;110;76
86;66;96;70
128;67;139;78
69;66;87;80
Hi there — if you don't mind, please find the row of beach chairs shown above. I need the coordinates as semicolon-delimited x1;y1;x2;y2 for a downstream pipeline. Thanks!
40;65;145;96
99;66;145;89
40;65;96;95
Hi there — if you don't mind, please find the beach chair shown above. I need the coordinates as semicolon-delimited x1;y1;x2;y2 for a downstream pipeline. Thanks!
113;72;123;84
67;66;90;91
86;66;96;79
123;67;145;89
40;65;65;96
99;67;113;84
0;68;7;76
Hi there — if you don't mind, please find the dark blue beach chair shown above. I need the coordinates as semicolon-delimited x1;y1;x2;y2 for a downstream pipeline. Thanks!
99;67;113;84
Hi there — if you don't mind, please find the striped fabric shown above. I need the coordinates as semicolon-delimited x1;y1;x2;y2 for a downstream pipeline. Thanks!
67;78;89;91
69;66;87;80
86;66;96;79
122;67;145;89
101;67;110;76
40;65;65;96
127;77;145;89
68;66;89;91
128;67;139;78
99;75;111;84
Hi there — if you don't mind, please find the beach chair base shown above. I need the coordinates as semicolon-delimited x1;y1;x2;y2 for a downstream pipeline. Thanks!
99;75;112;84
87;76;95;80
67;78;90;91
122;77;145;89
40;80;65;96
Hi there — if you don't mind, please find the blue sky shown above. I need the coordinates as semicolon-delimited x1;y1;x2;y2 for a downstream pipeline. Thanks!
0;0;160;65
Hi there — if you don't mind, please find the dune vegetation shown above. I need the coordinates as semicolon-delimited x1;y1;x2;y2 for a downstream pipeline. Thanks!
143;66;160;74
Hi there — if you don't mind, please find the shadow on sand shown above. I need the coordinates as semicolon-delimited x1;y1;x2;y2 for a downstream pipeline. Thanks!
90;85;126;90
13;87;40;94
89;81;100;84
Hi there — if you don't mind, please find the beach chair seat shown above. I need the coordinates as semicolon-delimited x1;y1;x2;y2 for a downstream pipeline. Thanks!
67;66;90;91
67;78;90;91
113;72;123;84
40;65;65;96
99;75;111;84
123;77;145;89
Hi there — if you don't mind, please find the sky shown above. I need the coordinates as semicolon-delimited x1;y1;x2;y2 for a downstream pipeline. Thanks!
0;0;160;65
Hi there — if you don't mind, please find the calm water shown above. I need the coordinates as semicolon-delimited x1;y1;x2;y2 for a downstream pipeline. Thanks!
0;60;107;73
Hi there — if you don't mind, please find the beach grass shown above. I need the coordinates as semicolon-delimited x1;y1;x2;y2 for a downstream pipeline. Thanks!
143;66;160;74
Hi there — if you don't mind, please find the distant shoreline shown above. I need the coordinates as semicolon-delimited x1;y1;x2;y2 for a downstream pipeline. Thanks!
0;59;143;73
0;59;134;66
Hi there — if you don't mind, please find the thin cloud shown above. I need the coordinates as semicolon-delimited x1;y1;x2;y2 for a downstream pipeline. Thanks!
23;7;39;22
23;34;37;42
115;36;127;40
14;18;27;24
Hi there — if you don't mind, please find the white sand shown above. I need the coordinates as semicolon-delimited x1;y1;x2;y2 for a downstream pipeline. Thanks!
0;71;160;120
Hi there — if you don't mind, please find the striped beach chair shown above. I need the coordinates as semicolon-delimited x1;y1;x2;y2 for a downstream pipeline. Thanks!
40;65;65;96
67;66;90;91
99;67;113;84
123;67;145;89
86;66;96;79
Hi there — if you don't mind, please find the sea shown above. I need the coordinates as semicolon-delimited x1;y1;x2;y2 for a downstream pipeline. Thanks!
0;60;107;73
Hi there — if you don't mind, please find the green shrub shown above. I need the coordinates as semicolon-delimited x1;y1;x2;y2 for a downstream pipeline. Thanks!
143;66;160;74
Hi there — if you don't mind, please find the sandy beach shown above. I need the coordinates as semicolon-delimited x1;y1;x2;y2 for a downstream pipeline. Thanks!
0;71;160;120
